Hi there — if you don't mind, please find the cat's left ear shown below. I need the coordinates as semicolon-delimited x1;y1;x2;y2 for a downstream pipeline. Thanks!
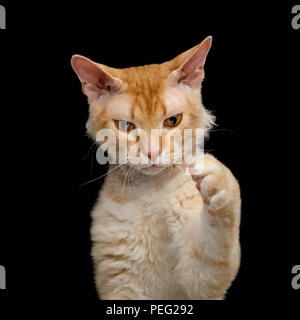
168;36;212;90
71;55;123;103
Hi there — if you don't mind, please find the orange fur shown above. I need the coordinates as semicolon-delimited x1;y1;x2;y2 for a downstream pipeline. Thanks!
71;37;241;300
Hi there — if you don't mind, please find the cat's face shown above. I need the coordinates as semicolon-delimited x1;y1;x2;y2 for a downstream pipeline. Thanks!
72;37;214;175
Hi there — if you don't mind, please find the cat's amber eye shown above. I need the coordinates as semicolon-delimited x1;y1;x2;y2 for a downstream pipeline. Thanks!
114;120;135;132
164;113;183;128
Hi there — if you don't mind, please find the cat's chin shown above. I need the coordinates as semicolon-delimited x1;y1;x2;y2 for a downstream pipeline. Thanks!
138;165;167;175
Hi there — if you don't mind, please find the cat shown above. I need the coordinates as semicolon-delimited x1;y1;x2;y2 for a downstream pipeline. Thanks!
71;36;241;300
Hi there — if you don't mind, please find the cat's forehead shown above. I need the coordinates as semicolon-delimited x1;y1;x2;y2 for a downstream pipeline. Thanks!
118;64;169;97
113;64;186;120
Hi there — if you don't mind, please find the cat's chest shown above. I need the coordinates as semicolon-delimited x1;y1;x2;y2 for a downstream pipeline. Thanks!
93;175;202;299
122;182;201;299
137;175;202;221
101;172;202;227
102;176;202;253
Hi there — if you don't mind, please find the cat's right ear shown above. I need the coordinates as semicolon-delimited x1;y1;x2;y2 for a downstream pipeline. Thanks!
71;55;123;102
167;36;212;90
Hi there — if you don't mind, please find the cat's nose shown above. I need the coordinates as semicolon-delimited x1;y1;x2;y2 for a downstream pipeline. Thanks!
147;150;161;161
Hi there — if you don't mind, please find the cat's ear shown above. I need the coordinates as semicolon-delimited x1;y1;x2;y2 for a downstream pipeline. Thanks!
168;36;212;90
71;55;123;102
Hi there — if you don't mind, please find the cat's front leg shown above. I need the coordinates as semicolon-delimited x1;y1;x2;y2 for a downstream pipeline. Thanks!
100;289;148;300
94;266;149;300
175;154;241;299
92;249;149;300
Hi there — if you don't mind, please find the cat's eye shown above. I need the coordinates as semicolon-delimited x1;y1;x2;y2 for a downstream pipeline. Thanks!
164;113;183;128
114;120;135;132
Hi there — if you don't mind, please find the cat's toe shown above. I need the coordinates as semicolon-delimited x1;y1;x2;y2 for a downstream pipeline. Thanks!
208;189;230;211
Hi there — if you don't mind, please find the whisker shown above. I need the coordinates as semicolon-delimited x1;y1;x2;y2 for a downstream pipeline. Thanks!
129;167;136;189
209;128;242;138
89;146;98;178
81;142;97;161
121;166;131;196
79;164;124;187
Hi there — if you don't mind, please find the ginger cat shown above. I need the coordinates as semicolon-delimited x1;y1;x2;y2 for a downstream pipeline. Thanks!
71;36;241;300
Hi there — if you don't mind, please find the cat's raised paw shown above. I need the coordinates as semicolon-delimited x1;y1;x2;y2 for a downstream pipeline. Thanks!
189;161;232;214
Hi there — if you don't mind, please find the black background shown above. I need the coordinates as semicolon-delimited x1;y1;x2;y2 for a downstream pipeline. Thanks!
0;0;299;315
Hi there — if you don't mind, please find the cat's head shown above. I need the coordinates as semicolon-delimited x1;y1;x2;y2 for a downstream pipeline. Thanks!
71;36;215;175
